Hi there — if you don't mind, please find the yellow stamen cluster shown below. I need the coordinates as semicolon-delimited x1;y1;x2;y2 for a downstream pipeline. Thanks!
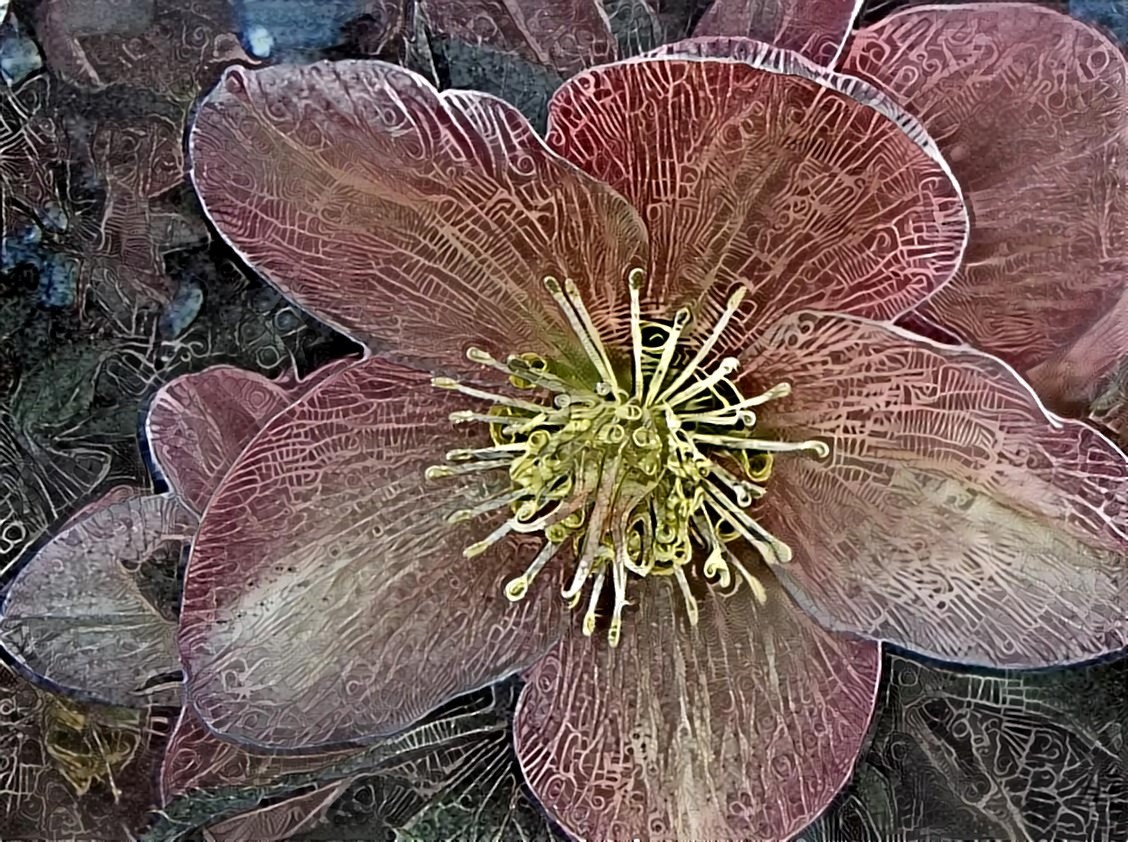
426;269;828;645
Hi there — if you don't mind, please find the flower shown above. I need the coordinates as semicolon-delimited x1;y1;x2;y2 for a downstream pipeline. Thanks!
176;4;1128;839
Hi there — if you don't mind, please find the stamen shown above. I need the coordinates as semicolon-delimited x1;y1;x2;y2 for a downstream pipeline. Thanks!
691;433;830;459
655;286;746;403
431;377;548;414
446;443;527;462
562;455;621;600
706;462;763;507
608;554;628;647
680;407;757;427
425;461;509;479
463;517;520;558
628;268;645;399
543;276;618;390
581;568;606;636
730;554;769;604
564;278;619;393
644;308;692;405
663;357;740;408
674;566;699;626
447;488;527;524
703;484;792;565
506;355;576;393
504;540;565;601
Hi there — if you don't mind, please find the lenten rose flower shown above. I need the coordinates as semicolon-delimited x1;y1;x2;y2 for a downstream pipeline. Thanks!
179;16;1128;842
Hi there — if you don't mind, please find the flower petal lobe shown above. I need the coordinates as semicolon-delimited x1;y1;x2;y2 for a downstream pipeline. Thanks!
180;357;570;748
694;0;862;66
547;56;966;344
190;61;647;375
515;577;880;841
843;4;1128;410
744;312;1128;667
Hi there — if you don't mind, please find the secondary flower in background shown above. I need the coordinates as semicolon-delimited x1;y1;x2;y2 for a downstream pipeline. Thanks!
178;4;1128;839
841;4;1128;425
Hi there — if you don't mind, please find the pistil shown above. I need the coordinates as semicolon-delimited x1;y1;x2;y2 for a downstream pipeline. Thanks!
426;270;830;645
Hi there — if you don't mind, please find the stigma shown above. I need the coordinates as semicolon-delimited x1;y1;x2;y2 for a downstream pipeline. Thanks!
426;269;828;646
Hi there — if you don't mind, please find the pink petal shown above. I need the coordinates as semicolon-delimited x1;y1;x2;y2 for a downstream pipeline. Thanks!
0;493;196;707
421;0;616;76
180;357;570;749
515;577;880;840
693;0;862;66
160;705;359;804
742;311;1128;668
546;55;966;346
190;61;647;376
147;361;352;513
842;4;1128;411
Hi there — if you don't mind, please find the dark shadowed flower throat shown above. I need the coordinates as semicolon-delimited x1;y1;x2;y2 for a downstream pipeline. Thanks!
426;269;829;646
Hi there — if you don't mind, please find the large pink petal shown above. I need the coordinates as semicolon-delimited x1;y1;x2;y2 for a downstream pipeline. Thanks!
742;311;1128;668
842;4;1128;411
693;0;862;66
180;357;570;749
547;55;966;346
190;61;647;377
0;492;196;707
515;577;880;841
421;0;616;76
147;361;351;513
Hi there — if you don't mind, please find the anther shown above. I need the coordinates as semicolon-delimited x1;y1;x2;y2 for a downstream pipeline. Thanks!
503;540;564;602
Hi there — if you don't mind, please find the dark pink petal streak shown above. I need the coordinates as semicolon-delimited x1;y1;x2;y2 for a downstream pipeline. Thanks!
843;4;1128;413
694;0;862;66
180;357;569;749
190;61;647;379
547;56;966;351
515;576;880;841
743;312;1128;668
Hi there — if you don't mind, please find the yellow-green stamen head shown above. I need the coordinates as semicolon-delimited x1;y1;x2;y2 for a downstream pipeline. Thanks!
427;270;829;646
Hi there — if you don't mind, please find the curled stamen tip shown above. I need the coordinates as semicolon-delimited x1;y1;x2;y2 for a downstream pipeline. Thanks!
727;286;747;307
771;382;792;398
543;275;562;293
804;440;831;459
582;613;597;636
674;308;692;327
431;376;458;389
425;466;453;480
627;267;645;288
465;346;493;363
449;411;474;423
721;357;740;372
504;577;529;601
772;540;794;564
447;510;472;524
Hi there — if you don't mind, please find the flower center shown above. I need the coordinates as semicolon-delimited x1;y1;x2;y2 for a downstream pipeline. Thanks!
426;269;828;646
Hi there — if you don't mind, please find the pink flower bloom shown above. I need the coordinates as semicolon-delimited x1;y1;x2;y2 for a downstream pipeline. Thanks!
172;4;1127;838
